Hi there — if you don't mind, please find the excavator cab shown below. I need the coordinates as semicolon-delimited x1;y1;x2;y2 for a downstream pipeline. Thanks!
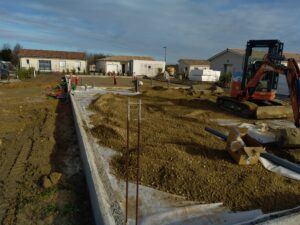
240;40;284;99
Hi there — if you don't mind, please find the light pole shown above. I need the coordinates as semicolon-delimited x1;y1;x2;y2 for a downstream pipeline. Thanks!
163;46;167;63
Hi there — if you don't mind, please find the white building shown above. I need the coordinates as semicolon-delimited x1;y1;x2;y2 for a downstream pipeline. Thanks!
208;48;300;95
18;49;87;73
178;59;210;78
130;60;165;77
96;56;165;77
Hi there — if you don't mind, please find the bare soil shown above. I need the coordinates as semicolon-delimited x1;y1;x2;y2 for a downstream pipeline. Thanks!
0;76;93;225
89;85;300;213
78;75;185;88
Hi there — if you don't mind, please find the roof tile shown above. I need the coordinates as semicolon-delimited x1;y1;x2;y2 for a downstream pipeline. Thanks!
98;56;154;61
179;59;210;65
18;49;86;60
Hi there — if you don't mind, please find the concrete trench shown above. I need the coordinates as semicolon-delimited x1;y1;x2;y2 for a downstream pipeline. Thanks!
69;85;300;225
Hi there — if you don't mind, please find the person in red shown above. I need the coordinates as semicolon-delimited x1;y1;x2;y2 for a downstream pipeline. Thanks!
113;74;117;85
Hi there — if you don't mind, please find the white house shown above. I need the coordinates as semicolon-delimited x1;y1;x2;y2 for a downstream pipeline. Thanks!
208;48;300;95
208;49;244;74
18;49;87;73
178;59;210;78
96;56;165;77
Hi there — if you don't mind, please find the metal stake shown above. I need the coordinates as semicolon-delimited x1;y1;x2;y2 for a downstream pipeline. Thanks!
135;99;141;225
125;99;142;225
125;98;130;224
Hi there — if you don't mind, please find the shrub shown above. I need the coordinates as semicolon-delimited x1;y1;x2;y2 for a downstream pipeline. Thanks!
219;72;232;87
18;68;34;80
71;69;76;74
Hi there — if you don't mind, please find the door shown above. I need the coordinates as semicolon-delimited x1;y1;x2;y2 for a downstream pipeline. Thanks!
121;64;125;74
224;64;233;74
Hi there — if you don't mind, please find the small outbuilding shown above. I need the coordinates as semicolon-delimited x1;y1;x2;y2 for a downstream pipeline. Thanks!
96;56;165;77
18;49;87;73
178;59;210;78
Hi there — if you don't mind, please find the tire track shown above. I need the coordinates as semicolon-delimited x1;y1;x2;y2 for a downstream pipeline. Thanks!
0;109;47;225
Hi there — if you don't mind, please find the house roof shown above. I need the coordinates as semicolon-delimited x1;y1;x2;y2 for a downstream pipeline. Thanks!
98;56;154;62
18;49;86;60
227;48;245;56
283;52;300;62
208;48;300;62
178;59;210;65
208;48;244;61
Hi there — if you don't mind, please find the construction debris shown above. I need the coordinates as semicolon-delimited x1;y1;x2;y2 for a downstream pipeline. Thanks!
226;127;265;165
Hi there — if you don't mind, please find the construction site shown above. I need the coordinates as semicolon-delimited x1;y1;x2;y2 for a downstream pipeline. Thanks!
1;40;300;225
1;66;300;224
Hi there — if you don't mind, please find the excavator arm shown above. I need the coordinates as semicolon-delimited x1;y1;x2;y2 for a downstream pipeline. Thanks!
286;59;300;127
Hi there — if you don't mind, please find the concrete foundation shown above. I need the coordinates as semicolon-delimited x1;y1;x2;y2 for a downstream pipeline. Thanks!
70;85;300;225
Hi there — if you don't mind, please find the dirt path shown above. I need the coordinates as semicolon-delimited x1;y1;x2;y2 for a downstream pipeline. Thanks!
0;76;93;225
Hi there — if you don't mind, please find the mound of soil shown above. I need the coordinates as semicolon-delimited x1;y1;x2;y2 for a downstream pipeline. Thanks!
89;86;300;213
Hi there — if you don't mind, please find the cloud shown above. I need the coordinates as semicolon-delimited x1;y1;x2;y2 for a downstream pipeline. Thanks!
0;0;299;63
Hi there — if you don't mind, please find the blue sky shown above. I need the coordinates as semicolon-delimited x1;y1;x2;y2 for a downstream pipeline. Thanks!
0;0;299;63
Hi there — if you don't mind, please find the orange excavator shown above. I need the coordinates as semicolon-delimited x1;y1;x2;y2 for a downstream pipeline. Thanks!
217;40;300;127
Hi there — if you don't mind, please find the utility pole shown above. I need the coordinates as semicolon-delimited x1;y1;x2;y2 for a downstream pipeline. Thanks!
163;46;167;63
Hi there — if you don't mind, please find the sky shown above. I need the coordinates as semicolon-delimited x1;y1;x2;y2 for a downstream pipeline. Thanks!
0;0;299;63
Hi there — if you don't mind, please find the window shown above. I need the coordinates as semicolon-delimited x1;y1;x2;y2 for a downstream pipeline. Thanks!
75;62;81;68
39;60;51;71
26;59;29;64
60;61;66;68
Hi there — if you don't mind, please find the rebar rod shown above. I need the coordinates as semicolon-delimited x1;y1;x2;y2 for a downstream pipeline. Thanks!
135;99;141;225
125;98;130;224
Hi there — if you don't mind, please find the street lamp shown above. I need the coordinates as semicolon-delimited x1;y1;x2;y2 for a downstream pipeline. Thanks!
163;46;167;63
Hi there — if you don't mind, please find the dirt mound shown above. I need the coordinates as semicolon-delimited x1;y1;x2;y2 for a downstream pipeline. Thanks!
152;86;168;91
89;93;127;150
89;87;300;213
91;124;124;149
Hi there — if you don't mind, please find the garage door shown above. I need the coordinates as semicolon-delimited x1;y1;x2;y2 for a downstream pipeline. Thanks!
107;64;118;73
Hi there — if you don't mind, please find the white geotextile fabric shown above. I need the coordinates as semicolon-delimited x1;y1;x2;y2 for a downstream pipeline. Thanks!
259;157;300;181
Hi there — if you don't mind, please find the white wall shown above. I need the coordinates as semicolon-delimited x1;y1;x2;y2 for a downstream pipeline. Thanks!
178;62;210;76
96;61;130;74
209;52;244;74
131;60;165;77
20;57;87;73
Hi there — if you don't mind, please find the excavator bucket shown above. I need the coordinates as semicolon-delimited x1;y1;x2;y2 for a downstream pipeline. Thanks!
256;105;293;119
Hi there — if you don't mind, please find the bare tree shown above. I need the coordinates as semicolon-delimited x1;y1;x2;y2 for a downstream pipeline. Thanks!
0;43;12;61
12;43;23;66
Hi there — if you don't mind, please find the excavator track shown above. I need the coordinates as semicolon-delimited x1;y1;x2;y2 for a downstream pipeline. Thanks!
217;96;257;118
217;96;293;119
